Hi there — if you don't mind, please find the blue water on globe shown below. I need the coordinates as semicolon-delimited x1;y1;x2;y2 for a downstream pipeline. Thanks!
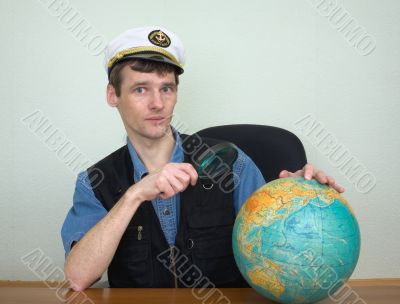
232;177;361;304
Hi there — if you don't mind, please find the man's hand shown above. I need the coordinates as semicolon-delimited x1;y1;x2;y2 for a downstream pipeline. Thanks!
134;163;198;201
279;163;345;193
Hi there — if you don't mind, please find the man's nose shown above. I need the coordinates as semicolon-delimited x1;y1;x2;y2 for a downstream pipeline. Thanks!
149;91;164;109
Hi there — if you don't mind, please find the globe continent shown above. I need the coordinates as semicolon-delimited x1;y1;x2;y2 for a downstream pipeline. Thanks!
232;177;361;304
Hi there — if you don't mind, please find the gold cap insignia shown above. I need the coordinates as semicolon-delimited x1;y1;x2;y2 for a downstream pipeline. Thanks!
148;30;171;48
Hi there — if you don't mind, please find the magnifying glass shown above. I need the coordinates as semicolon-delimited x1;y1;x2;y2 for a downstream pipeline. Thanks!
195;142;238;183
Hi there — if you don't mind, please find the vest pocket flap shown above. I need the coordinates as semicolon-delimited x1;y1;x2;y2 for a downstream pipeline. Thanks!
194;237;233;259
187;210;234;228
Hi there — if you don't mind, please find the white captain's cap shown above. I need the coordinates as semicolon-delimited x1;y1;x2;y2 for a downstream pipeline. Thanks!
104;26;185;78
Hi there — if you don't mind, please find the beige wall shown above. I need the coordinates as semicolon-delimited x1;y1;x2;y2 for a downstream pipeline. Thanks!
1;0;399;280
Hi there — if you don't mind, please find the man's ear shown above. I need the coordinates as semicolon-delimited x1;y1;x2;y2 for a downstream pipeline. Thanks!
106;84;119;107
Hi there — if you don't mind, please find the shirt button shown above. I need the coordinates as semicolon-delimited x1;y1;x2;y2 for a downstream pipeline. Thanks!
163;208;170;216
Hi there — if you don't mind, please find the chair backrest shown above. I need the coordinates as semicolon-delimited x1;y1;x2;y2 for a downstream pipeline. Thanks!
196;124;307;182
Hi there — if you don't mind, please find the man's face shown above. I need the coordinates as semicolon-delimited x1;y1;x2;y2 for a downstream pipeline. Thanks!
110;66;178;141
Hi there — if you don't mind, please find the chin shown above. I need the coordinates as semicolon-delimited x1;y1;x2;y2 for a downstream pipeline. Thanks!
146;125;172;139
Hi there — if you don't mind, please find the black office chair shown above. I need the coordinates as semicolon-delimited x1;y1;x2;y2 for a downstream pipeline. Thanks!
196;124;307;182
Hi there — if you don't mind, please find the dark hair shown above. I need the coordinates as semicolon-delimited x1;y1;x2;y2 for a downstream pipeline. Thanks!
108;59;179;97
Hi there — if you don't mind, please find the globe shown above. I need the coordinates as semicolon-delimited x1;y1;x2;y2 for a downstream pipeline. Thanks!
232;177;361;304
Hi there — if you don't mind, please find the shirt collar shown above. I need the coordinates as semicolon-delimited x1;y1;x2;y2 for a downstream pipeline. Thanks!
126;127;184;183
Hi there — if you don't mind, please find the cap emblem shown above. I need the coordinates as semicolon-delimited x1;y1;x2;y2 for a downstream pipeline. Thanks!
148;30;171;48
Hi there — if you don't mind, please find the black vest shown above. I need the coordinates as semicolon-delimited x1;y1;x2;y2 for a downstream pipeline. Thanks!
87;135;248;288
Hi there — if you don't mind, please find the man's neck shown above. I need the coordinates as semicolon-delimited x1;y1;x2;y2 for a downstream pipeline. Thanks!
128;127;176;173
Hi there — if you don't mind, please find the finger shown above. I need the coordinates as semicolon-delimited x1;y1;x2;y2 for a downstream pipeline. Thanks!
175;163;198;186
159;191;173;200
293;169;305;176
158;168;187;193
167;174;187;193
279;169;303;178
323;176;345;193
279;170;290;178
303;164;314;180
315;171;327;184
162;163;196;185
333;184;345;193
172;169;192;188
326;175;335;186
159;164;197;193
156;176;176;199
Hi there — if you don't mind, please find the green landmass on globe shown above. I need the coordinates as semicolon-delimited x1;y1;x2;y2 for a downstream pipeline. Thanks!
232;177;361;304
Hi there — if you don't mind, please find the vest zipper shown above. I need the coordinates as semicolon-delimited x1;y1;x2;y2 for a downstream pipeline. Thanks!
137;226;143;240
170;246;178;288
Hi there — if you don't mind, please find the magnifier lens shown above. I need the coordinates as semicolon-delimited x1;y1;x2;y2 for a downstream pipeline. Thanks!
196;143;238;181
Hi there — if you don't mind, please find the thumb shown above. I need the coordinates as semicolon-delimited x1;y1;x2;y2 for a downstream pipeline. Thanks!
279;170;290;178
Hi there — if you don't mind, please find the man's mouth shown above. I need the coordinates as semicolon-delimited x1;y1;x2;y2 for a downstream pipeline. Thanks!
146;116;165;122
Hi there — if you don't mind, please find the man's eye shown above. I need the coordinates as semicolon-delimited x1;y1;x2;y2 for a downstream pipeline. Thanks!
134;87;145;94
162;86;174;93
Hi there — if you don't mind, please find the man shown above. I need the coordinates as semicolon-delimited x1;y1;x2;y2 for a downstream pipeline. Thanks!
61;26;344;291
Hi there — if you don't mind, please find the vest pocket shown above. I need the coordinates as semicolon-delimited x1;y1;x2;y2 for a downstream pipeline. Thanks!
185;208;240;286
124;240;149;261
118;240;153;286
194;235;232;258
192;235;241;286
110;226;153;287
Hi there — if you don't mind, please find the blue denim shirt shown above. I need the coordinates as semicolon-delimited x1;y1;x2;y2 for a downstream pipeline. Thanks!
61;130;266;255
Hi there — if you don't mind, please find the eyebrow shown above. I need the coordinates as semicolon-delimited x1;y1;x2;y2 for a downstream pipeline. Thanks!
127;81;148;92
162;82;177;88
130;81;149;88
129;81;177;90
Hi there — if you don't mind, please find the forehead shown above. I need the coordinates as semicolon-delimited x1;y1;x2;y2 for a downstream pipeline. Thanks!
120;65;176;85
